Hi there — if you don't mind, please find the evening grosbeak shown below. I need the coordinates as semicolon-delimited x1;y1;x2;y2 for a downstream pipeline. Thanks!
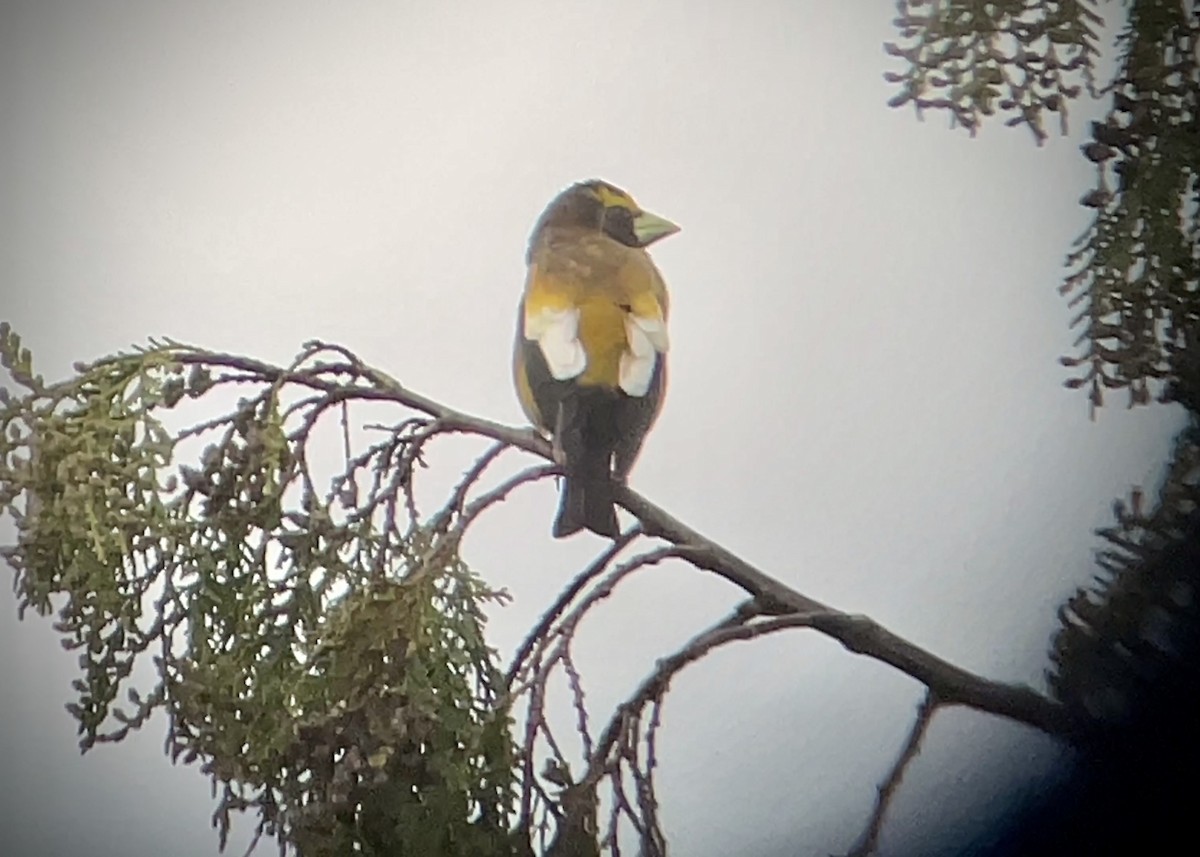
513;180;679;538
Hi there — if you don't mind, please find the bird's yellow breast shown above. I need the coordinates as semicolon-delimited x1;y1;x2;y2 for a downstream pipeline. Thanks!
523;231;668;389
525;247;667;386
574;294;629;387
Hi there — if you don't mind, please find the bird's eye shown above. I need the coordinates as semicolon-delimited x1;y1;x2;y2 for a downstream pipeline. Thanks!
601;208;639;247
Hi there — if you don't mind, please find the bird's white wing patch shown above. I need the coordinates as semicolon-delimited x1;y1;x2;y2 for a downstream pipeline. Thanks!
619;314;668;396
526;307;587;380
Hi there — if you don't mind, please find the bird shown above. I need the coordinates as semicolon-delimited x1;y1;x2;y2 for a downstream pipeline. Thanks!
513;180;680;538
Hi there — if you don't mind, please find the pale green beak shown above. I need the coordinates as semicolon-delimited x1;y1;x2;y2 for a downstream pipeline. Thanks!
633;210;681;247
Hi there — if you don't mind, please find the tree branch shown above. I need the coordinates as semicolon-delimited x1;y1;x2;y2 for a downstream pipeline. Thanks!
116;344;1079;739
619;489;1074;738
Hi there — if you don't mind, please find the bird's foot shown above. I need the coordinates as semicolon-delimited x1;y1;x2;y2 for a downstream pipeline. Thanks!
551;434;568;468
551;404;569;467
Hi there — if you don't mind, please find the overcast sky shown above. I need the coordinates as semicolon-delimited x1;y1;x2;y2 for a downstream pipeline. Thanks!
0;2;1182;856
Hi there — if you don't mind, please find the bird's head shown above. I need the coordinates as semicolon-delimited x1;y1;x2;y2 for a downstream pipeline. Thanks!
531;179;680;251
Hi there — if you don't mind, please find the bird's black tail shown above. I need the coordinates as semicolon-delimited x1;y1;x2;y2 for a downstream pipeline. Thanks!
553;455;619;538
552;392;620;539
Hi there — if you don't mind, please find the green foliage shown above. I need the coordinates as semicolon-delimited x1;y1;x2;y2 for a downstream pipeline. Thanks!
0;330;519;855
885;0;1200;729
887;1;1200;412
884;0;1103;142
1061;0;1200;410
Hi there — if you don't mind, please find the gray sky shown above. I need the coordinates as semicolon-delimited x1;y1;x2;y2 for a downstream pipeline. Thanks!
0;2;1182;856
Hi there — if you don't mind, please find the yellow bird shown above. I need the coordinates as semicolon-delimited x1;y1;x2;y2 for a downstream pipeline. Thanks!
513;180;680;538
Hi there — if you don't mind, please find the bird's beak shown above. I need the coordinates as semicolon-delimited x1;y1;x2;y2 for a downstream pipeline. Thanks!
633;210;681;247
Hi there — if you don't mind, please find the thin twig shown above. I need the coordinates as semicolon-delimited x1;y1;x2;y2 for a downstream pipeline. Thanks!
506;528;640;686
842;691;942;857
585;612;840;787
518;657;548;831
430;441;509;533
561;642;593;758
